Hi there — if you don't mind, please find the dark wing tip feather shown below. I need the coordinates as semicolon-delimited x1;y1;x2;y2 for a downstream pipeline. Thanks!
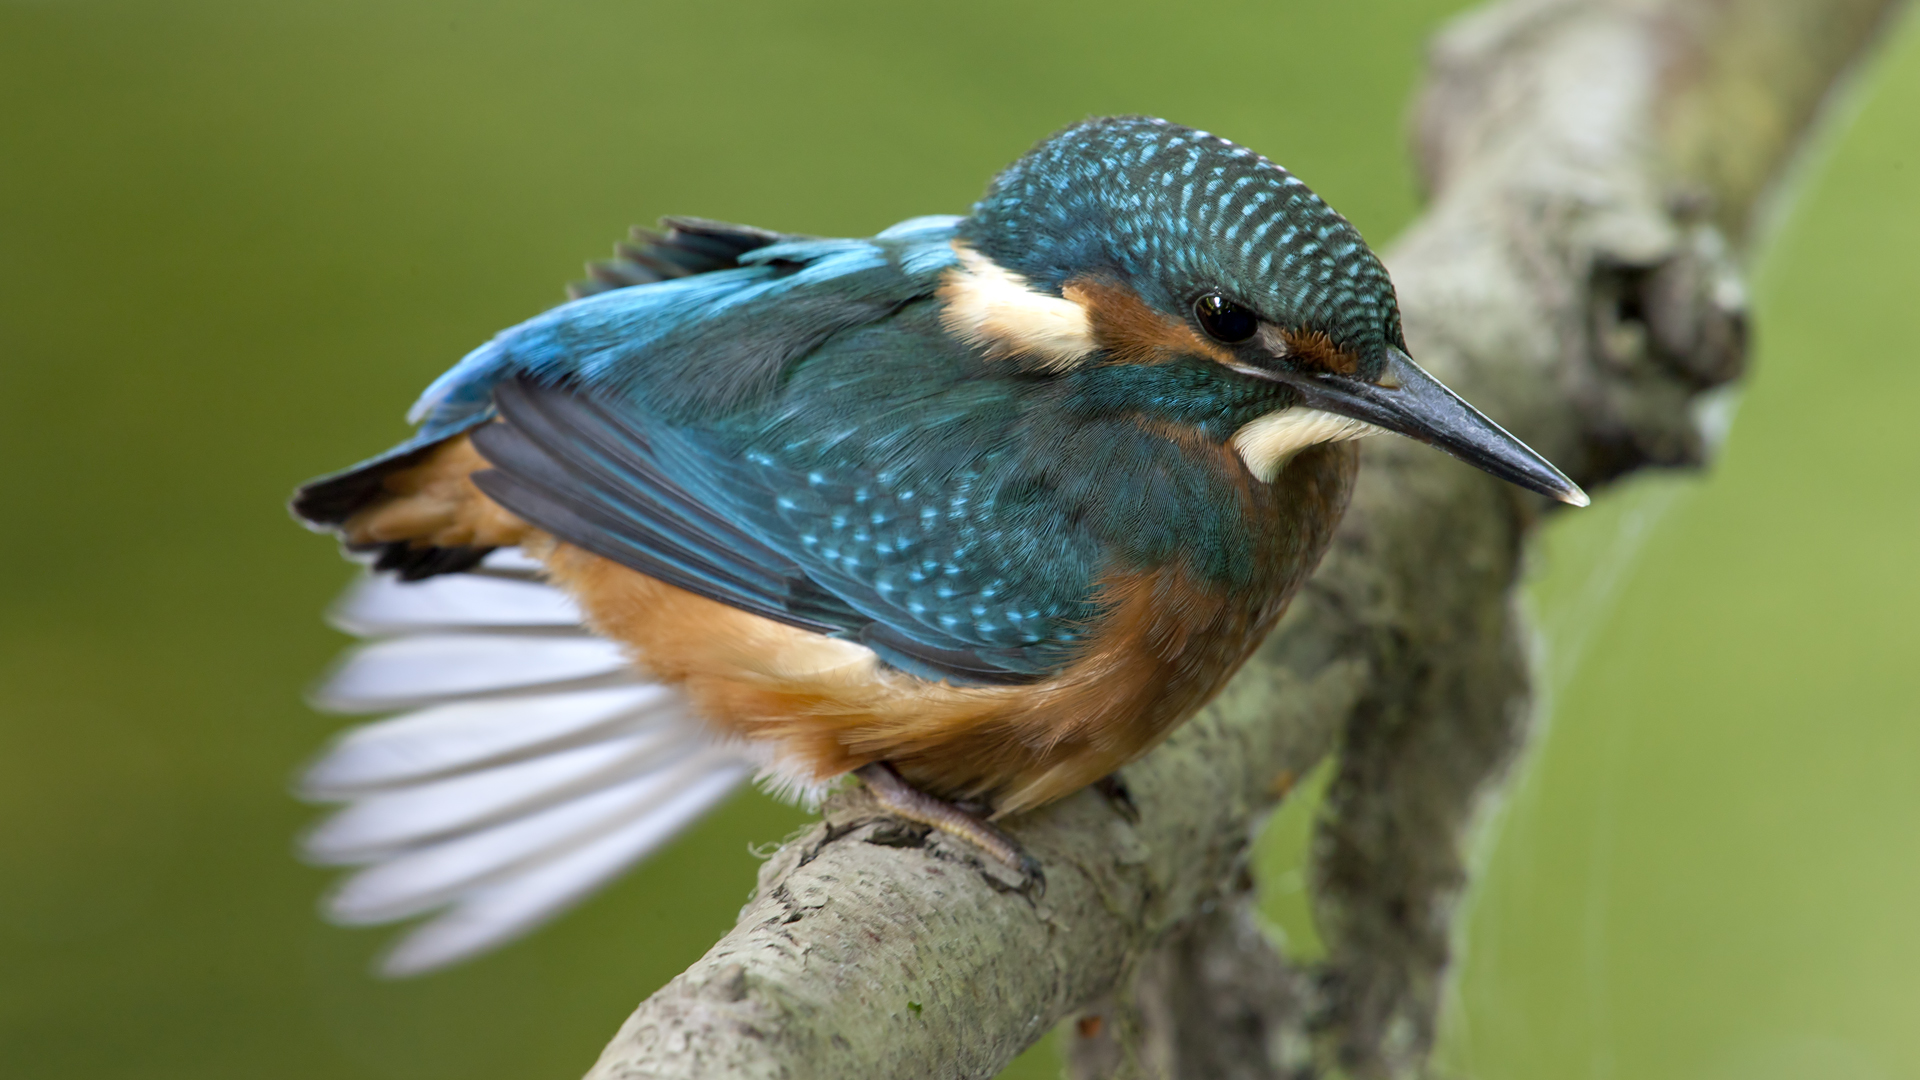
294;442;496;581
568;218;792;300
356;540;494;581
655;217;787;252
291;468;385;528
291;443;441;527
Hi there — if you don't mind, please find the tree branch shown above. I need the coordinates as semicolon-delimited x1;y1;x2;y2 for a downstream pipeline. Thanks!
580;2;1902;1076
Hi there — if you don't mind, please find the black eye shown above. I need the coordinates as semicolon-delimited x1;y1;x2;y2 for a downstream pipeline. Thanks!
1193;292;1258;344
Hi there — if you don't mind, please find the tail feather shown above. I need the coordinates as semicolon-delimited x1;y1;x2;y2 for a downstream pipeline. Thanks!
376;758;750;977
330;572;586;635
324;750;745;925
304;723;700;861
314;634;634;713
302;686;674;796
465;546;547;580
300;551;753;975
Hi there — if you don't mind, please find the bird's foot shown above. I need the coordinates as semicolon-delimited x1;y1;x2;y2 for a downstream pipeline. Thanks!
855;763;1043;894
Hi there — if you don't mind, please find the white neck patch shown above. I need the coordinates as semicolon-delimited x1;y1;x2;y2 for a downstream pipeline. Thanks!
1232;407;1382;481
937;242;1096;371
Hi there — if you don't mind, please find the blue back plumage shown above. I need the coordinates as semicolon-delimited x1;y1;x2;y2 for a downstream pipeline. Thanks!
405;215;963;447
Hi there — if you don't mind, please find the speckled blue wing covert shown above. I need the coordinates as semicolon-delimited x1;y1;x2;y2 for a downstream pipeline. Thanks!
456;216;1118;684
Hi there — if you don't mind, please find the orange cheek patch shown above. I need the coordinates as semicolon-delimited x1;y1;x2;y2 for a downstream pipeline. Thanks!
1063;277;1236;366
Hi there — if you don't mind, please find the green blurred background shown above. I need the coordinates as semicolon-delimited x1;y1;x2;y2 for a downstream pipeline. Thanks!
1;1;1913;1077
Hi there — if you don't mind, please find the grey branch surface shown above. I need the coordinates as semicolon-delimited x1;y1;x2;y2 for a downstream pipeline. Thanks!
581;1;1901;1077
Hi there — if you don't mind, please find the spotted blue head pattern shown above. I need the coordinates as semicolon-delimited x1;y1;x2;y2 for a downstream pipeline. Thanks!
958;115;1403;378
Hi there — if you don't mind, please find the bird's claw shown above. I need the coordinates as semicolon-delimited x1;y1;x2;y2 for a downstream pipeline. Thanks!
1093;773;1140;824
1012;851;1046;900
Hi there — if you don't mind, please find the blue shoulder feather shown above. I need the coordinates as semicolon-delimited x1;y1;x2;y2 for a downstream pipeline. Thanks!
409;215;961;439
292;215;960;530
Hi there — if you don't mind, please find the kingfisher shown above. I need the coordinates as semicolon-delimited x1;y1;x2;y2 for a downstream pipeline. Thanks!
291;116;1583;975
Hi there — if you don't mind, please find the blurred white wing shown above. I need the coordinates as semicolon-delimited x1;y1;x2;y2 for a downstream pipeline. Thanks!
301;553;753;976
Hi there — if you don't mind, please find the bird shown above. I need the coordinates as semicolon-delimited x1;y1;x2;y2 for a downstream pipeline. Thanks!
290;115;1585;976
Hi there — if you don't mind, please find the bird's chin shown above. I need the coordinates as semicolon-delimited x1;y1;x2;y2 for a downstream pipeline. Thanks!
1230;407;1382;483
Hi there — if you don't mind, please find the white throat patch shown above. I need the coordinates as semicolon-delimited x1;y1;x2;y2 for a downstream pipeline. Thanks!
1232;407;1382;481
937;242;1096;371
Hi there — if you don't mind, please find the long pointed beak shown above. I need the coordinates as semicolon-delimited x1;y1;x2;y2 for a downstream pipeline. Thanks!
1282;347;1588;506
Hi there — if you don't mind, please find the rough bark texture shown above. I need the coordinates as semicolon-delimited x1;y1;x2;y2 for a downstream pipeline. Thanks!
580;1;1902;1077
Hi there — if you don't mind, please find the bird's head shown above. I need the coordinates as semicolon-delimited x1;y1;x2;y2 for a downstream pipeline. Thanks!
947;116;1585;505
